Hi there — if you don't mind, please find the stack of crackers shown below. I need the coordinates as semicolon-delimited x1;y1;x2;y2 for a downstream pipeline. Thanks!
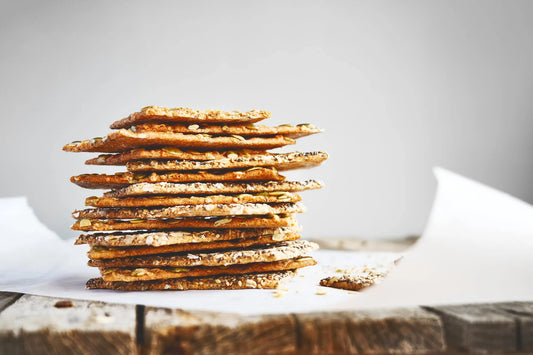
64;106;327;291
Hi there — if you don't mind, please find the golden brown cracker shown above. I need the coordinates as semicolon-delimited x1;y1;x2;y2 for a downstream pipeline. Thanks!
86;271;295;290
100;257;315;282
132;122;322;139
89;240;318;268
87;233;301;259
84;192;301;208
104;180;323;197
63;130;295;153
86;148;267;165
110;106;271;129
319;271;387;291
75;226;301;247
72;214;298;231
126;151;328;172
73;202;304;220
71;168;284;189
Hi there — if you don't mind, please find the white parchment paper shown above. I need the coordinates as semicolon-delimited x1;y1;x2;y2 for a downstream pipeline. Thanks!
1;168;532;314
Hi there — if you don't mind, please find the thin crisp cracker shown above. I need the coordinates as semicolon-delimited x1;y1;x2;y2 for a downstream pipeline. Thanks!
86;270;295;290
86;148;267;165
84;192;301;208
104;180;323;197
63;130;295;153
110;106;271;129
73;202;305;220
131;122;322;139
99;256;315;282
75;226;301;247
71;168;284;189
88;240;318;268
125;151;328;172
87;232;301;259
72;214;298;231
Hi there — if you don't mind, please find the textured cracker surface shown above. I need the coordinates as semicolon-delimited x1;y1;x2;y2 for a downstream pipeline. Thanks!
86;270;295;290
72;214;299;231
71;168;284;189
104;180;323;197
74;202;305;219
86;148;268;165
99;257;316;282
126;151;328;172
87;233;301;259
132;122;321;138
84;192;301;208
110;106;271;129
319;271;386;291
75;226;301;247
63;130;294;153
88;240;318;268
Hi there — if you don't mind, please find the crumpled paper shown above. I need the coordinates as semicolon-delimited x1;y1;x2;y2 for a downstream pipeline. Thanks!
0;168;531;314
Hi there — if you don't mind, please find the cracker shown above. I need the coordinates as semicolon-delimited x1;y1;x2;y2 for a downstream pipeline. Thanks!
104;180;323;198
319;271;387;291
84;192;301;208
71;168;284;190
125;151;328;172
86;148;267;165
87;233;301;259
88;240;318;268
86;271;295;290
75;226;301;247
110;106;271;129
131;123;322;139
63;130;295;153
72;214;298;231
74;202;304;220
99;257;315;282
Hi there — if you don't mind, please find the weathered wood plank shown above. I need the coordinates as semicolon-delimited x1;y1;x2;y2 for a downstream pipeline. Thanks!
144;307;296;355
495;302;533;352
426;303;519;353
294;307;445;354
0;294;137;355
0;291;21;313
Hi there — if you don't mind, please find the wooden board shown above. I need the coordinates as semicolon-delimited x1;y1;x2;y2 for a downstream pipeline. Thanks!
497;302;533;352
295;308;445;354
0;294;137;355
143;306;445;354
425;302;533;353
1;293;533;354
143;307;296;355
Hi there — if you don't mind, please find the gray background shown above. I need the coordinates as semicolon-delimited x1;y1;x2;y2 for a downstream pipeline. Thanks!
1;0;532;240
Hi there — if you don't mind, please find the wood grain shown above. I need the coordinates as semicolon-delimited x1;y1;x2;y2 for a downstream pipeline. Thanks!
0;294;137;355
490;302;533;352
295;307;445;354
426;303;519;353
143;307;296;355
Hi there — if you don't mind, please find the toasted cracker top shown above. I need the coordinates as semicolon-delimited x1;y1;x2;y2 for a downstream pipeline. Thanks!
75;226;301;246
110;106;271;129
125;151;328;172
63;130;295;153
131;122;322;138
86;148;267;165
103;180;324;197
86;270;295;290
89;240;318;268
